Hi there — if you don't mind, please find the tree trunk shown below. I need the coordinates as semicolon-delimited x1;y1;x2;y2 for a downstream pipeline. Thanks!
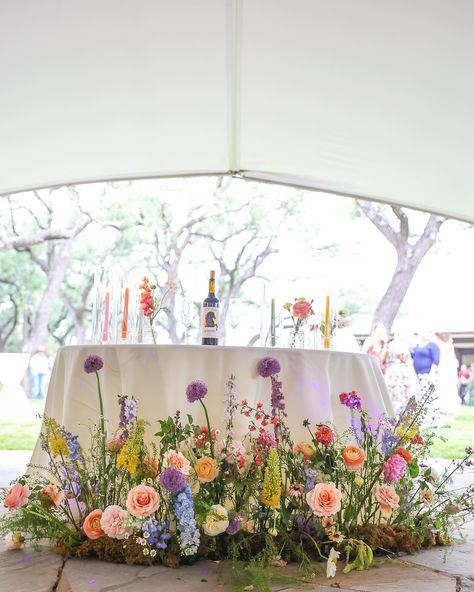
372;255;419;332
27;240;73;352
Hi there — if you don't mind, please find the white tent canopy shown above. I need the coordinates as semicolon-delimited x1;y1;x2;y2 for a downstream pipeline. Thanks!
1;1;474;222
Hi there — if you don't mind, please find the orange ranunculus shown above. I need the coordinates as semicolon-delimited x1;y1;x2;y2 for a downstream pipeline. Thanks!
83;509;105;539
341;445;366;472
195;456;219;483
306;482;342;517
294;442;316;463
394;447;412;465
292;298;312;321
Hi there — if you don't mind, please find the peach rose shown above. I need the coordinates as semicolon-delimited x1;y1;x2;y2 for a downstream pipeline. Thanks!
375;485;400;516
163;450;191;475
126;485;160;517
83;509;105;539
294;442;315;463
306;482;342;517
4;483;30;510
342;445;366;472
195;456;219;483
100;505;132;539
292;298;312;320
40;485;65;509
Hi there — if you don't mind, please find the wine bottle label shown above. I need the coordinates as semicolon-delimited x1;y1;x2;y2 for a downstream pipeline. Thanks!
202;306;219;338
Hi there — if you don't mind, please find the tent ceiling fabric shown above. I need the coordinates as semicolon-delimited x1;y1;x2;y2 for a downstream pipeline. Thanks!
1;1;474;222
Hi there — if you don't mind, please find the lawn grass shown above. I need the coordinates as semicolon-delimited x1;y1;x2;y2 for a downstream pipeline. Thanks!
429;406;474;459
0;399;44;450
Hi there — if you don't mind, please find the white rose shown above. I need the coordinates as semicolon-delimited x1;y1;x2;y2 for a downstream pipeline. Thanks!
4;532;24;550
202;504;229;537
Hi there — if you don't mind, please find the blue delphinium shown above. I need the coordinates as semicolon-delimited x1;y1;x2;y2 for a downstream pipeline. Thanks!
304;467;318;491
142;518;171;550
172;485;200;556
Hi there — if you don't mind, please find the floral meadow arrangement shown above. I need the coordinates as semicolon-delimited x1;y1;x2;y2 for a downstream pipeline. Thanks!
1;355;473;583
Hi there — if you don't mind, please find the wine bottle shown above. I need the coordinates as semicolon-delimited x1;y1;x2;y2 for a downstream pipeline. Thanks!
201;270;219;345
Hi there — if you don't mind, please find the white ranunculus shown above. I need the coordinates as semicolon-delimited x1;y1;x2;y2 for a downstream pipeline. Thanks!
202;504;229;537
4;532;24;550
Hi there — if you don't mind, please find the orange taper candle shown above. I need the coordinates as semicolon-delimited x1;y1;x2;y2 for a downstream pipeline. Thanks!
121;287;129;340
324;294;330;349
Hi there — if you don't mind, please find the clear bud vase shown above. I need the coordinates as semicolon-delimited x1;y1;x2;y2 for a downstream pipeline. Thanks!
288;330;305;349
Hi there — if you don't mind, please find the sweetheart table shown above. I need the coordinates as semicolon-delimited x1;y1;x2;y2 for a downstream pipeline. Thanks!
30;344;393;466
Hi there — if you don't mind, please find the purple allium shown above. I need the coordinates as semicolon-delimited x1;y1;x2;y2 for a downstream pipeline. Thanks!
383;454;407;483
226;516;242;536
160;467;186;493
83;355;104;374
186;380;208;403
258;357;281;378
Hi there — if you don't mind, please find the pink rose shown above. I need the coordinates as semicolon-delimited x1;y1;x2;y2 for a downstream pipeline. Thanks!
126;485;160;517
4;483;30;510
40;485;65;509
375;485;400;517
163;450;191;475
100;505;131;539
292;298;312;321
306;482;342;517
83;509;105;539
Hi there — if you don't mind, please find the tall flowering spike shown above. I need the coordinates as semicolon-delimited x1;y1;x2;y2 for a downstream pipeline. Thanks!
339;390;361;411
172;485;200;556
258;357;281;378
83;355;104;374
186;380;208;403
261;448;281;508
118;395;138;441
117;419;146;476
270;375;287;418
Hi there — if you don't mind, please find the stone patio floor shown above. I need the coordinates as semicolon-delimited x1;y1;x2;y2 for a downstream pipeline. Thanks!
0;452;472;591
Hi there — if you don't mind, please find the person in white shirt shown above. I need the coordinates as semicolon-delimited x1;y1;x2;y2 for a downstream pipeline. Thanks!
29;346;50;400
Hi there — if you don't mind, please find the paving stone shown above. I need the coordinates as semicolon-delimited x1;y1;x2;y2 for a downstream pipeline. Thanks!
0;544;63;592
405;541;474;579
313;561;457;592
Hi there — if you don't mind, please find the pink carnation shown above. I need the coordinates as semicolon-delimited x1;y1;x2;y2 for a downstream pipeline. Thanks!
383;454;407;483
100;505;131;539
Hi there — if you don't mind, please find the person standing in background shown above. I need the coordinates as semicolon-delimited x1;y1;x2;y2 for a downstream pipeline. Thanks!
412;331;441;425
29;346;50;400
362;322;389;373
385;332;417;416
458;364;472;405
435;333;460;421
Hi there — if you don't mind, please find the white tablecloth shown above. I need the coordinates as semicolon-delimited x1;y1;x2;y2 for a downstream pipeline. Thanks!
31;345;392;465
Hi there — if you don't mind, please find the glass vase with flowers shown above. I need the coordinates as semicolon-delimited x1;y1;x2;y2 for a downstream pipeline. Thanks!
283;297;314;348
138;277;177;344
